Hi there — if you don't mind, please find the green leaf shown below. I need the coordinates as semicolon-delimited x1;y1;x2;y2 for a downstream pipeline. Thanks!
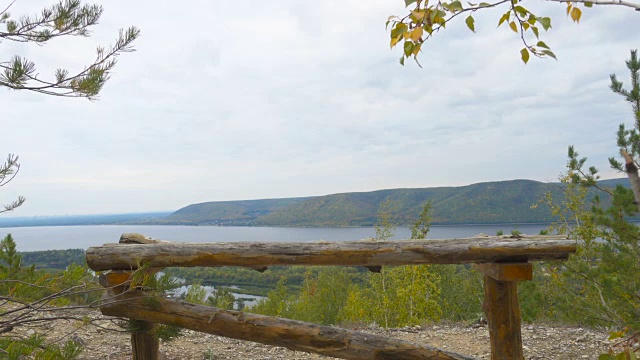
465;15;475;32
479;2;492;6
531;26;539;38
539;17;552;30
390;23;408;39
399;56;405;66
540;49;557;60
584;1;593;6
404;41;415;56
536;40;549;49
498;11;510;27
514;5;528;16
450;0;464;11
405;0;418;6
520;47;530;64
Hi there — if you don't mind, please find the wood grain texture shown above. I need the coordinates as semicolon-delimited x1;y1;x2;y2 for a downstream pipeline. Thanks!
483;276;524;360
101;290;478;360
474;263;532;281
86;235;575;271
130;320;159;360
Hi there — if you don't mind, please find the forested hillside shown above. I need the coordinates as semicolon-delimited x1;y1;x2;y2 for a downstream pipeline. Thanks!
166;198;312;225
165;178;629;226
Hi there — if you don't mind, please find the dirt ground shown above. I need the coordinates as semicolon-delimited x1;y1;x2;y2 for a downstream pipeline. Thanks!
5;306;615;360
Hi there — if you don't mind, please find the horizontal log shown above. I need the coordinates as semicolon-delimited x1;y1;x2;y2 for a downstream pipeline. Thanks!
101;290;477;360
86;235;575;271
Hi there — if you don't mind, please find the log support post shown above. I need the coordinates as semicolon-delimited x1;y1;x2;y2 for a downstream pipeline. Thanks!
130;320;159;360
475;262;532;360
98;233;168;360
100;271;160;360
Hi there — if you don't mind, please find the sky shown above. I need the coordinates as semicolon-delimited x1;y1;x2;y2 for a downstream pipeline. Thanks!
0;0;638;216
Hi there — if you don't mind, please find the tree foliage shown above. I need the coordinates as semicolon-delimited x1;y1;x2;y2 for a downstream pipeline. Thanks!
0;3;138;355
543;49;640;358
0;234;102;358
252;201;443;328
0;0;139;99
390;0;638;65
0;155;24;215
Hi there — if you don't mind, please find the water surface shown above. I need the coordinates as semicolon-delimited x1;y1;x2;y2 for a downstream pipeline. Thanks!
3;223;550;252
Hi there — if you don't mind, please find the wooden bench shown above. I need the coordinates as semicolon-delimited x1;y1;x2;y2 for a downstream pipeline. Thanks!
86;233;575;360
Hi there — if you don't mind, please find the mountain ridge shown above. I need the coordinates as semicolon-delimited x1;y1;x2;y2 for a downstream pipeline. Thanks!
163;178;630;227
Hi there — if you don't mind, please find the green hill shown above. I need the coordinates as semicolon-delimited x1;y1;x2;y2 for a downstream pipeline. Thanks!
166;197;313;225
165;178;630;226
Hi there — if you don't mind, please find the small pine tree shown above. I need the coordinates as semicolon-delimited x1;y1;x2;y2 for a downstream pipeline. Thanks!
0;234;21;278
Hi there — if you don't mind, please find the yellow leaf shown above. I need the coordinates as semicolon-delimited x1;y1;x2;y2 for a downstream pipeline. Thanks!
409;27;423;41
403;31;411;39
412;42;422;56
570;7;582;23
411;10;426;21
509;21;518;33
566;3;572;15
390;35;402;48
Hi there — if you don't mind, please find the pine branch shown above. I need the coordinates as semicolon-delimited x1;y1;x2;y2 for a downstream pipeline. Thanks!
0;0;102;43
0;26;140;99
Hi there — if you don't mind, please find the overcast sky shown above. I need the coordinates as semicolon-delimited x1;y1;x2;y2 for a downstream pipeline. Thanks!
1;0;638;216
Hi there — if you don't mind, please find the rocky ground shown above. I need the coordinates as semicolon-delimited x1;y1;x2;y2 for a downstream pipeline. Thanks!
7;307;615;360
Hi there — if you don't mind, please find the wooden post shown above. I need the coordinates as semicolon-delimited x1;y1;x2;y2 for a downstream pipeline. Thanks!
475;263;532;360
99;235;167;360
130;320;159;360
101;271;160;360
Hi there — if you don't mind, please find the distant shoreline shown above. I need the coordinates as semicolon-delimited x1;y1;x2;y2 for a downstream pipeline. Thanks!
0;220;555;229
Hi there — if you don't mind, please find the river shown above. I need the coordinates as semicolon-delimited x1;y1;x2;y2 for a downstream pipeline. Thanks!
4;223;550;310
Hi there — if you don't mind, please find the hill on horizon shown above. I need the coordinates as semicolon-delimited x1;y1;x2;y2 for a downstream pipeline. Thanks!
162;178;630;227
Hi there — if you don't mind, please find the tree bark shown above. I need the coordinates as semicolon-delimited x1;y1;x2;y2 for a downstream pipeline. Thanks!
86;235;575;271
130;320;159;360
101;290;477;360
622;150;640;207
482;276;524;360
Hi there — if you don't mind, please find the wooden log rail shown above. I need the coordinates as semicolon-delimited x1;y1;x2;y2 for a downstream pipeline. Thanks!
86;234;575;271
102;288;475;360
88;233;576;360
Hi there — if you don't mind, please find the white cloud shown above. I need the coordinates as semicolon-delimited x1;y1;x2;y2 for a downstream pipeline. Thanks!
0;0;638;215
